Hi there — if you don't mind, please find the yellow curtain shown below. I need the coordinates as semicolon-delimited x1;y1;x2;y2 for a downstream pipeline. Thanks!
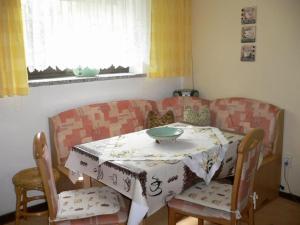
0;0;28;97
149;0;192;78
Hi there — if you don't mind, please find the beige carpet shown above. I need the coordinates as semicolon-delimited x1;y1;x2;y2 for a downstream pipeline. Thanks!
6;198;300;225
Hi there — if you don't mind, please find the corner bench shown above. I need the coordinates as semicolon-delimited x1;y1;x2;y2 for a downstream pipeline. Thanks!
49;96;284;209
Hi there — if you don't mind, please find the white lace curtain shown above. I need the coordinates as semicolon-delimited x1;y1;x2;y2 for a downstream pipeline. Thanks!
22;0;150;73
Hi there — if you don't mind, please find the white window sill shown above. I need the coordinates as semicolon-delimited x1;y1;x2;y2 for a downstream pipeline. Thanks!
28;73;146;87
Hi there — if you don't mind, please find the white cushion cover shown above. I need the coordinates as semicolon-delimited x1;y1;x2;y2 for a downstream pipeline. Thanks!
175;181;232;213
56;186;120;221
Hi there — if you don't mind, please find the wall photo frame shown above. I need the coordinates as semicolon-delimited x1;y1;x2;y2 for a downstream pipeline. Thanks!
241;45;256;62
241;26;256;43
241;7;257;24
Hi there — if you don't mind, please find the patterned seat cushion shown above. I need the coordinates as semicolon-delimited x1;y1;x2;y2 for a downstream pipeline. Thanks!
56;205;128;225
168;198;231;220
56;186;125;222
174;181;232;213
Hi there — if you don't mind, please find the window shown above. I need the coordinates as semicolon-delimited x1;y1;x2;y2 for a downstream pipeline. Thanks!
21;0;150;79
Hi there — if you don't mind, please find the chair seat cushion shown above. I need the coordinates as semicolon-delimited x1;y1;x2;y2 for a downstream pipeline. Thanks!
174;181;232;213
56;186;123;222
55;203;128;225
168;198;231;220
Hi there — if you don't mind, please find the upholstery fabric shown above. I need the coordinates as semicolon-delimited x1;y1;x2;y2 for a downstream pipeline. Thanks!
174;181;232;213
51;100;144;165
155;97;184;121
51;97;280;168
168;198;231;220
56;186;121;221
183;106;211;126
237;144;261;211
182;96;211;112
130;100;157;129
146;110;175;128
209;98;280;156
56;191;128;225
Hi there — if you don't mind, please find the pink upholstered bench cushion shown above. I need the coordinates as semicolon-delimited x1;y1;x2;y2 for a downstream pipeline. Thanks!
155;96;210;122
155;97;184;121
51;100;148;165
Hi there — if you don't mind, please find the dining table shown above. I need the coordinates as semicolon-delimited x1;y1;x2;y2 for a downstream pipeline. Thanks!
65;122;243;225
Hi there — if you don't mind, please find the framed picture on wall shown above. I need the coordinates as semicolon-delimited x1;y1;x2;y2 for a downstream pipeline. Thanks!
241;26;256;43
241;7;257;24
241;45;256;62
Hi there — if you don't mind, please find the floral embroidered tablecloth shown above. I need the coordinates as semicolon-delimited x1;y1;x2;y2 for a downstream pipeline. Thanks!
65;123;243;225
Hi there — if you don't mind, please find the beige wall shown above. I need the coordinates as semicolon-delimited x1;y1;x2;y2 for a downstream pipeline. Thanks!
187;0;300;195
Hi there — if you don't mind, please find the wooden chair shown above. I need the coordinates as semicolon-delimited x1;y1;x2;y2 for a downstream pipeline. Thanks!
168;128;264;225
12;167;60;225
33;132;128;225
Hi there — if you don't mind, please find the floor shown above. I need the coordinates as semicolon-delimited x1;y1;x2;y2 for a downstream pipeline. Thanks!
6;198;300;225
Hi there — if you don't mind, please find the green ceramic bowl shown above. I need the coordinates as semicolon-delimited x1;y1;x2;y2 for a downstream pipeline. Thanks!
146;127;184;142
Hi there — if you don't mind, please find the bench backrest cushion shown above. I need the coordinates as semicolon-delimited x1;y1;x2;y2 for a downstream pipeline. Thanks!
209;97;280;156
51;100;154;165
155;97;210;121
50;97;281;166
155;97;184;121
130;100;158;129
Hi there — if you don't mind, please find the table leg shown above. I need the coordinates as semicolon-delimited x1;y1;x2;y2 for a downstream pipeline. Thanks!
22;189;28;220
83;174;91;188
139;219;146;225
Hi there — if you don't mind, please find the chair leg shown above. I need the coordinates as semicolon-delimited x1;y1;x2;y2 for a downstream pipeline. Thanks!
22;189;28;220
15;186;22;225
139;220;146;225
248;206;254;225
83;174;91;188
168;207;177;225
230;217;238;225
198;218;204;225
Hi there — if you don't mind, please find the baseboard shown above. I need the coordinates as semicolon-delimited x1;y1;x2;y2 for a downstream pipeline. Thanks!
0;203;47;225
279;191;300;203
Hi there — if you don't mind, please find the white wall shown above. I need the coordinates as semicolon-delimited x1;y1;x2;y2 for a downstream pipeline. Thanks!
187;0;300;196
0;77;181;215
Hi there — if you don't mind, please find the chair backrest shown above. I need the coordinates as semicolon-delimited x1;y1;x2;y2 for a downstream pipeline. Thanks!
33;132;58;221
231;128;264;213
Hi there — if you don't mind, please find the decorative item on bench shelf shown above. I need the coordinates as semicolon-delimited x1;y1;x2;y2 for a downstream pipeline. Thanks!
173;89;199;97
